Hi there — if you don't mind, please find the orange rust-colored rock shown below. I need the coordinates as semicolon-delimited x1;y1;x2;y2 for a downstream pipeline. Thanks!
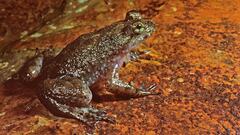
0;0;240;134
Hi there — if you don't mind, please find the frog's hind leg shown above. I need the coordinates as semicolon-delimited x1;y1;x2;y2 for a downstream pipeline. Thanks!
4;54;45;89
37;76;115;125
8;49;56;84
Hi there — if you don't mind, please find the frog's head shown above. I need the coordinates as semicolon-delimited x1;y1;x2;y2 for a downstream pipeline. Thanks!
123;10;155;49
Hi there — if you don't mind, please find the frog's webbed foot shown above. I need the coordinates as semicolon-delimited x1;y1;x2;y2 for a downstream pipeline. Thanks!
38;76;115;125
108;64;159;98
131;83;158;96
66;106;115;126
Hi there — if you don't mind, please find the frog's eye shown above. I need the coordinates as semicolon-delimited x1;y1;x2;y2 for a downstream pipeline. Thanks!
126;10;142;21
133;22;145;34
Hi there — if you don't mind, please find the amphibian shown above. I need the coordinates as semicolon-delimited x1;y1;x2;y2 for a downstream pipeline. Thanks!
9;10;156;125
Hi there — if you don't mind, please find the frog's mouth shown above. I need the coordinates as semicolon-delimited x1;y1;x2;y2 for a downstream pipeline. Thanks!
127;33;152;51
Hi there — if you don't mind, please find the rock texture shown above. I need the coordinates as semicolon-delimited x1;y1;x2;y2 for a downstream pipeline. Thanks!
0;0;240;134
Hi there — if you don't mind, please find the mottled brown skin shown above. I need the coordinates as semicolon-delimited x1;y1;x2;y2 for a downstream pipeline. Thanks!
10;10;155;125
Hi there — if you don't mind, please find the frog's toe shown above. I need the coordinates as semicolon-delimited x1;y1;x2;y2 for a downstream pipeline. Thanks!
85;107;116;124
136;83;160;96
71;107;115;126
102;115;116;124
143;83;157;91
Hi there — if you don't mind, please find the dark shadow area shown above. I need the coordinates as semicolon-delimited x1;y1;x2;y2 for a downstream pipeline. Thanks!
92;93;133;103
3;78;35;96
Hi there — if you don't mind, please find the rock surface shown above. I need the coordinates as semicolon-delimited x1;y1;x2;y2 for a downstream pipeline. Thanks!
0;0;240;134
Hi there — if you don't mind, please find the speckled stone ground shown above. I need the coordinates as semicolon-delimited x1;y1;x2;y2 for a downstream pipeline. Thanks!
0;0;66;53
0;0;240;134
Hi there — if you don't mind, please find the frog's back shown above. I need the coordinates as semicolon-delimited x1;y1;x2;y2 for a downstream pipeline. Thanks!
41;22;130;84
40;11;155;85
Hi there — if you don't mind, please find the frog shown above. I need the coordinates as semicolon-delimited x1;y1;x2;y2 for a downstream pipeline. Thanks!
8;10;156;125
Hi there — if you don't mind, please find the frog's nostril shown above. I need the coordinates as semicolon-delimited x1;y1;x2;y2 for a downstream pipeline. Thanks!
145;22;155;33
146;26;154;34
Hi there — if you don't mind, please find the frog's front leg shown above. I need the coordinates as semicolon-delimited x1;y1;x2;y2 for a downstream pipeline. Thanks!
107;64;157;97
123;50;151;65
130;49;151;61
37;76;115;125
